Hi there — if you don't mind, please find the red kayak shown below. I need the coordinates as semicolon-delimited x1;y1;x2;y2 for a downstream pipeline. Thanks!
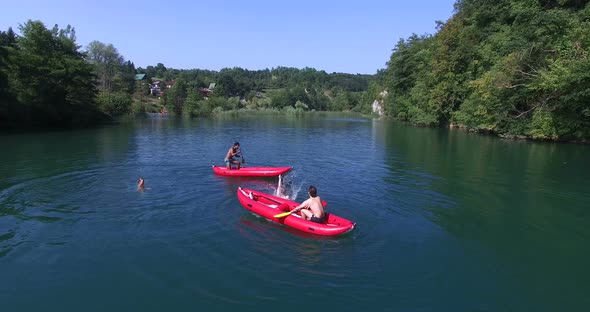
212;166;292;177
237;187;355;236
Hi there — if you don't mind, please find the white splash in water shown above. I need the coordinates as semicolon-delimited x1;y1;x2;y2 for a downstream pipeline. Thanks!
275;175;289;199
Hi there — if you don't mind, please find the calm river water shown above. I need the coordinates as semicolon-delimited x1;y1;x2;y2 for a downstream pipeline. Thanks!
1;113;589;311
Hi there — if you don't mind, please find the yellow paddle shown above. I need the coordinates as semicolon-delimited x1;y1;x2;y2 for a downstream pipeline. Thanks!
273;203;292;218
273;211;293;218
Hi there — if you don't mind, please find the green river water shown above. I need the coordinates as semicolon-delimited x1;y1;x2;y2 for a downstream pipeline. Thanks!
1;114;588;311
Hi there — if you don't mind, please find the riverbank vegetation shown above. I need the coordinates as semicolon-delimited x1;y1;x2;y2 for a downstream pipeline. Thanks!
1;0;589;143
0;20;376;131
144;66;378;118
381;0;590;142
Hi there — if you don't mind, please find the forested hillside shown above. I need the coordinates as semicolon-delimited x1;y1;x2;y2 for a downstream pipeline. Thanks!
140;65;378;117
0;20;377;130
383;0;590;141
3;0;590;143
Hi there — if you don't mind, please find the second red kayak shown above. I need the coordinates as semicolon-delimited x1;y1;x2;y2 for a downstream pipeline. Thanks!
212;165;292;177
237;187;355;236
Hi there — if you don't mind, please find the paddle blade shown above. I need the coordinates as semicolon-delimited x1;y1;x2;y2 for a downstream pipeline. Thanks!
242;158;245;164
273;211;292;218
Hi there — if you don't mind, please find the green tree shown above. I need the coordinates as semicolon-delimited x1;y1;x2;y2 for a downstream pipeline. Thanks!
0;28;19;127
86;40;124;93
8;20;102;128
97;91;132;116
383;0;590;141
184;88;202;117
155;63;167;78
164;78;188;115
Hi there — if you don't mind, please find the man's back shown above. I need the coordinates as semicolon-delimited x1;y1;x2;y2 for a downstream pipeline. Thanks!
308;196;324;218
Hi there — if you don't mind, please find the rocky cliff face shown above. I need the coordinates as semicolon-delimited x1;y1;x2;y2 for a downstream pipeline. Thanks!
371;90;387;117
372;100;384;116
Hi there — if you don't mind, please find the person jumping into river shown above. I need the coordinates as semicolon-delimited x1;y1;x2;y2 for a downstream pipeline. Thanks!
224;142;243;169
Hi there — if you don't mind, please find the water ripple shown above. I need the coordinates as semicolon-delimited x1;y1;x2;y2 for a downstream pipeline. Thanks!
1;116;589;311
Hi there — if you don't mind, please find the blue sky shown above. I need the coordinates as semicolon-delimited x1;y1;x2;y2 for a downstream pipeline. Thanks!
1;0;457;74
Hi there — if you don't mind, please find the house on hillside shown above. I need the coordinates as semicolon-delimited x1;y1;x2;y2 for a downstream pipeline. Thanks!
150;80;162;96
135;74;146;80
165;80;175;88
199;82;216;97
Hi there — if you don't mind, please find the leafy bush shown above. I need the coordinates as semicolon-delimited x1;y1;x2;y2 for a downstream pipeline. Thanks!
97;91;132;116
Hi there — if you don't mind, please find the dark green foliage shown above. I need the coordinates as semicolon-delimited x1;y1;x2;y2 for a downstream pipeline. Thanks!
119;61;137;94
86;41;137;98
97;91;132;116
384;0;590;141
0;29;18;125
1;20;106;129
183;89;206;117
135;64;375;115
163;78;189;116
2;19;376;129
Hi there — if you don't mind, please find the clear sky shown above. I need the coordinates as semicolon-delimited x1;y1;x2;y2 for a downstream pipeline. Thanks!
0;0;457;75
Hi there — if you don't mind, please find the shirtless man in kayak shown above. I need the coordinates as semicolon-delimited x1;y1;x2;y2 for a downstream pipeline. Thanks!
224;142;242;169
291;185;327;223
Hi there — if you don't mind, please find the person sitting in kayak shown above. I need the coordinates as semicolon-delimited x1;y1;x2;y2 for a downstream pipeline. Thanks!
224;142;242;169
291;185;326;223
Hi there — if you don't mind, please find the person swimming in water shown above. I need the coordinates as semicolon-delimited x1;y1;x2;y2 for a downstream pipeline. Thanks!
137;178;145;191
